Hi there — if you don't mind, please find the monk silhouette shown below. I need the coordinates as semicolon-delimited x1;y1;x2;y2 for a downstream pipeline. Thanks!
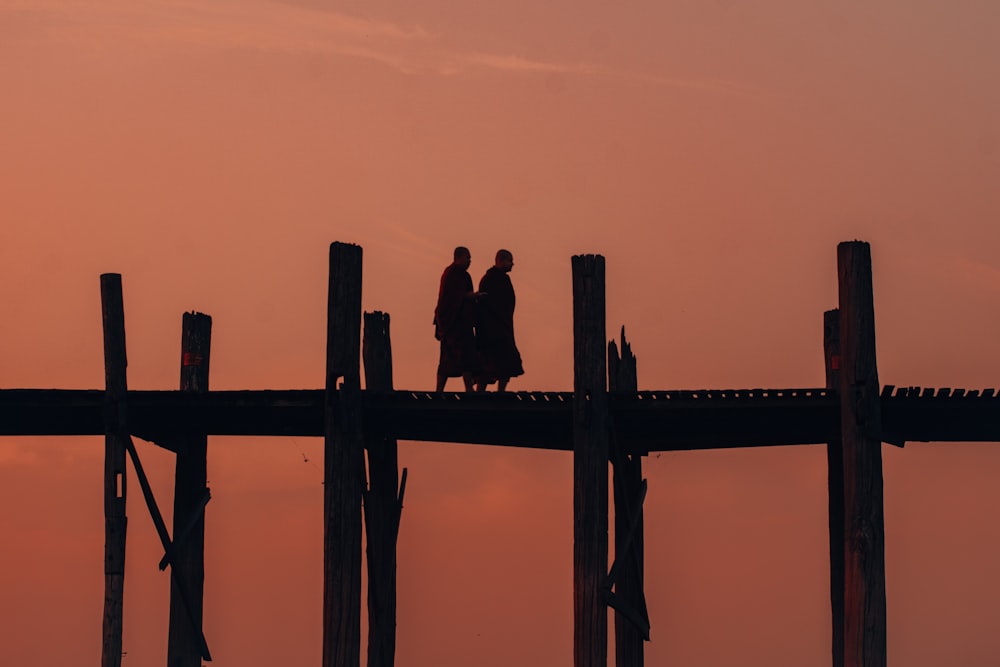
433;246;482;392
475;249;524;392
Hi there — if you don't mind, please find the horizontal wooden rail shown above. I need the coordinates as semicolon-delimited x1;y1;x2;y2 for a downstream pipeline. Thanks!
1;387;999;451
879;385;1000;445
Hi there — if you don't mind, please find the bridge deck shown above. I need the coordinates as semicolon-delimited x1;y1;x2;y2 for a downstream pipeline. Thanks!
0;385;995;452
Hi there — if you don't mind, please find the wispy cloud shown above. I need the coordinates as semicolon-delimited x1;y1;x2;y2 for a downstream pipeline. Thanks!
462;53;596;75
0;0;754;94
0;0;433;59
373;222;443;264
459;52;755;94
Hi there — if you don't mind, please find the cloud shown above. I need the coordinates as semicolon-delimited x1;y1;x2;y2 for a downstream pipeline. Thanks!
458;52;755;94
376;222;442;261
0;0;754;94
462;52;595;75
0;0;433;63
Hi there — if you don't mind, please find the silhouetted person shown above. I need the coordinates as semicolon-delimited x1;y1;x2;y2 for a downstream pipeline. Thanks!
475;249;524;392
433;246;481;392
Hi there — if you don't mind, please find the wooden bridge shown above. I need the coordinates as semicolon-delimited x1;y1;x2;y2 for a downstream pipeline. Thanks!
1;239;996;667
3;386;999;449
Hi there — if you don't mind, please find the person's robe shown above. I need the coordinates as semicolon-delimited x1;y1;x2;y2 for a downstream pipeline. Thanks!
475;266;524;382
433;263;479;377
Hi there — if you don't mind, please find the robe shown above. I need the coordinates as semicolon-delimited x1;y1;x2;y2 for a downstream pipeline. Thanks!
475;266;524;383
433;263;479;377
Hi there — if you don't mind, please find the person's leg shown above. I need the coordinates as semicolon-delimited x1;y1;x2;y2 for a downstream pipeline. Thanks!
462;372;475;392
436;373;447;393
497;378;509;392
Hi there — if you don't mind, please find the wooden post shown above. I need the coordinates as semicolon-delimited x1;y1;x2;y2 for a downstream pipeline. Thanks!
572;254;609;667
362;311;403;667
824;309;845;667
823;308;845;667
100;274;128;667
324;242;364;667
837;241;886;667
168;312;212;667
609;329;645;667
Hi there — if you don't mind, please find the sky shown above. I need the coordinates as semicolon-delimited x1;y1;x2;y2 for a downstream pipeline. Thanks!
1;0;999;664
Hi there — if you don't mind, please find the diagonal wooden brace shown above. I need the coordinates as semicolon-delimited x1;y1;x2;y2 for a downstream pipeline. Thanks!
159;488;211;571
604;590;651;641
606;476;647;592
125;434;212;661
605;460;650;639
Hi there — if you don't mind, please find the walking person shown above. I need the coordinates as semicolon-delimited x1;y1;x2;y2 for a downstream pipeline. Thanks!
433;246;481;392
475;249;524;392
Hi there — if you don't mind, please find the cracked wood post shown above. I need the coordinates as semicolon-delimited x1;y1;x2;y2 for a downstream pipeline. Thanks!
572;254;609;667
824;308;845;667
362;311;400;667
100;274;128;667
837;241;886;667
324;242;364;667
168;312;212;667
609;329;644;667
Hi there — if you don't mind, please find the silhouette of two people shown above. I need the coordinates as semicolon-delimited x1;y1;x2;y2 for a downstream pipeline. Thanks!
433;247;524;393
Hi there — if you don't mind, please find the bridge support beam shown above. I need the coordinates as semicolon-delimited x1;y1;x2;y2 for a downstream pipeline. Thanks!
167;312;212;667
324;242;364;667
609;328;648;667
100;274;128;667
824;308;845;667
837;241;886;667
572;254;609;667
362;311;406;667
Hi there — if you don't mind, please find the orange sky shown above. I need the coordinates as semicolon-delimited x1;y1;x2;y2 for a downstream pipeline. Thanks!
2;1;1000;665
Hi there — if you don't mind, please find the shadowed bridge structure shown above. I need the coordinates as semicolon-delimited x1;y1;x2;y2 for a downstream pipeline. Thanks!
1;239;996;667
3;386;999;449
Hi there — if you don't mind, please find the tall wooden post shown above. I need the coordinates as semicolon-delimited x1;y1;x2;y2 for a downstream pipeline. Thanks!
837;241;886;667
362;311;402;667
572;254;609;667
324;242;364;667
609;329;645;667
824;308;844;667
168;312;212;667
100;274;128;667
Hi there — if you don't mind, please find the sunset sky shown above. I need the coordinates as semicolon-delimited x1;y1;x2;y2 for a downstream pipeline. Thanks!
2;1;1000;665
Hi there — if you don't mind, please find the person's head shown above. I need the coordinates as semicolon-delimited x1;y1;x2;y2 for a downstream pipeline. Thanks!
495;249;514;272
453;246;471;270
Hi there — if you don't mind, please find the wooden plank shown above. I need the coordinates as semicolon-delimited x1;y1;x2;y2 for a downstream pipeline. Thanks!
824;308;844;667
12;387;1000;448
362;311;403;667
0;387;837;447
100;274;128;667
837;241;886;667
609;329;646;667
324;242;364;667
572;254;608;667
168;312;212;667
